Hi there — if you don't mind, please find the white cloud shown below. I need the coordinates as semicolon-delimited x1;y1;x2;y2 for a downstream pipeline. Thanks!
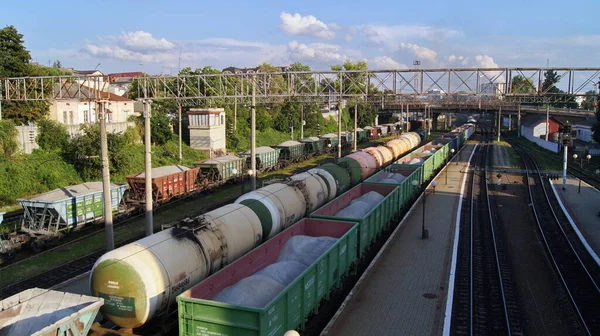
360;24;462;49
369;56;408;69
473;55;499;68
119;31;175;52
287;40;350;64
344;34;353;42
279;12;336;40
446;54;498;68
399;43;437;63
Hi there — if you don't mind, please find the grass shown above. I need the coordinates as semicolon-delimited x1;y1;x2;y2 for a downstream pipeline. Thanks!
0;134;399;287
511;137;563;171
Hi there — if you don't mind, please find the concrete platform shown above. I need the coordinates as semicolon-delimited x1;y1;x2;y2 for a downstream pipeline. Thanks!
322;143;478;336
550;177;600;265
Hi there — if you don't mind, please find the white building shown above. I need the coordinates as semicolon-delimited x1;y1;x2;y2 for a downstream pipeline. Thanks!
479;82;507;96
572;118;596;142
49;83;137;126
186;108;226;157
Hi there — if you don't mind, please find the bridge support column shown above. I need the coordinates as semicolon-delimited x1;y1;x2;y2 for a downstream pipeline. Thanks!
517;105;521;137
432;113;439;131
508;114;512;131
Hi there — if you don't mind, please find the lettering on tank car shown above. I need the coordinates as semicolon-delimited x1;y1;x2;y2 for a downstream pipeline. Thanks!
107;280;120;289
171;277;190;294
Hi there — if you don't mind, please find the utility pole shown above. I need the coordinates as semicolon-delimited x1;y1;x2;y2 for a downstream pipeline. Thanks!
178;103;182;162
98;101;114;251
234;85;237;132
300;105;304;139
337;100;342;158
143;100;153;236
545;105;550;141
497;105;502;142
251;75;257;190
353;104;358;151
406;104;410;132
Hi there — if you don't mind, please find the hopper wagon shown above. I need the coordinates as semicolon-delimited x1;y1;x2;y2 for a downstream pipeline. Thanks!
125;165;200;205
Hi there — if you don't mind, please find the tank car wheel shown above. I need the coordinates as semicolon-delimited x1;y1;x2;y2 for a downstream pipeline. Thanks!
31;241;42;253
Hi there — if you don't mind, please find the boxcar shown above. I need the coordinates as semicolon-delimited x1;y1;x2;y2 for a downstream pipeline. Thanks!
0;288;103;336
194;155;245;184
274;140;306;163
310;183;399;256
319;134;338;150
126;165;200;204
362;126;378;139
177;218;358;336
241;147;281;172
17;182;127;233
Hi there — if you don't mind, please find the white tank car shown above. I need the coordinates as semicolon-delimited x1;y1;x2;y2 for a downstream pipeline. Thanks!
89;203;262;329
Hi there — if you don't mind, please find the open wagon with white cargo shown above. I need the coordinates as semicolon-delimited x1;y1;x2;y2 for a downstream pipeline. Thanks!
0;288;103;336
177;218;358;336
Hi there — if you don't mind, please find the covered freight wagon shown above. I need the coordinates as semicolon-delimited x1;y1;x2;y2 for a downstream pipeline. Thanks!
194;155;245;184
0;288;103;336
299;137;325;156
241;147;281;172
126;165;200;204
177;218;358;336
362;126;378;139
364;165;422;209
17;182;127;233
274;140;306;163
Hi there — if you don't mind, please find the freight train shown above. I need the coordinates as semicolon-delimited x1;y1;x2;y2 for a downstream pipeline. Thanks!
88;125;474;333
0;127;398;261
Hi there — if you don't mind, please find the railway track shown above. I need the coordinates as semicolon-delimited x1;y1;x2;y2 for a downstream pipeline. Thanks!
513;143;600;335
451;127;522;335
514;140;600;190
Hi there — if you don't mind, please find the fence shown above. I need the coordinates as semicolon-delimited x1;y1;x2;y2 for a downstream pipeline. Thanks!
520;125;559;153
15;121;135;154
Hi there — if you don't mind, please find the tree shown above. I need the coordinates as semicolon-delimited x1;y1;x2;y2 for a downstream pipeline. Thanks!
0;101;50;125
52;60;62;69
0;120;18;158
581;90;597;110
541;70;561;94
0;25;31;77
510;75;535;94
36;119;69;151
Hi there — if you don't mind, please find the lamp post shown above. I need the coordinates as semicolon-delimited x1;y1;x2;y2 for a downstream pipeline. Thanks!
412;179;437;239
447;148;455;184
572;153;592;193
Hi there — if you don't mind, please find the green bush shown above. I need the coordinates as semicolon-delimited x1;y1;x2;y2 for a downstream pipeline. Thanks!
36;119;69;151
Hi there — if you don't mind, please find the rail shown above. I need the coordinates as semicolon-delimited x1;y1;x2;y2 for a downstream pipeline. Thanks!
513;143;600;335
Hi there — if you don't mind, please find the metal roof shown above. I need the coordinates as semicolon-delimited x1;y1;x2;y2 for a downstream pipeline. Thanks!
134;165;190;178
299;137;321;142
242;146;277;155
200;155;241;164
0;288;103;336
275;140;303;147
22;182;121;202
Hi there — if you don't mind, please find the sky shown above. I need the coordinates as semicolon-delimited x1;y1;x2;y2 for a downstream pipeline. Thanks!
2;0;600;75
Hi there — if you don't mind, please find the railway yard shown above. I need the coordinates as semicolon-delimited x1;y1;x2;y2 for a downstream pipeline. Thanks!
2;119;600;336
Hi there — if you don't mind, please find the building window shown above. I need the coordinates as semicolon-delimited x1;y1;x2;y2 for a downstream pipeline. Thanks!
63;111;67;124
69;111;74;124
84;110;89;123
221;115;224;125
107;112;112;122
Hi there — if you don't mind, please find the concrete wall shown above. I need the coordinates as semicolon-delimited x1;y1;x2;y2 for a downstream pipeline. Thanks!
15;121;136;154
521;125;559;153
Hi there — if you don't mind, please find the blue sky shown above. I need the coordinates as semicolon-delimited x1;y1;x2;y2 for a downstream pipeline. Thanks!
2;0;599;74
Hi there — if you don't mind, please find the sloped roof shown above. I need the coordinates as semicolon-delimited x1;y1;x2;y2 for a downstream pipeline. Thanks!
521;115;560;128
552;115;596;127
133;165;190;178
52;82;132;102
22;182;122;202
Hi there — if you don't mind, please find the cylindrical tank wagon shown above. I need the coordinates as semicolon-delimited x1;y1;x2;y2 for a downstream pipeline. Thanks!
89;203;263;328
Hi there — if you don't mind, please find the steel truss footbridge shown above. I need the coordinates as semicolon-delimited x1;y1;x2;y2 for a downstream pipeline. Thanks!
1;67;599;106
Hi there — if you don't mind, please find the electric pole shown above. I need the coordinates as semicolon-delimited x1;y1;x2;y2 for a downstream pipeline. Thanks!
337;100;342;158
98;101;114;251
178;102;182;162
144;100;153;236
353;104;358;151
251;75;257;190
300;105;304;139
